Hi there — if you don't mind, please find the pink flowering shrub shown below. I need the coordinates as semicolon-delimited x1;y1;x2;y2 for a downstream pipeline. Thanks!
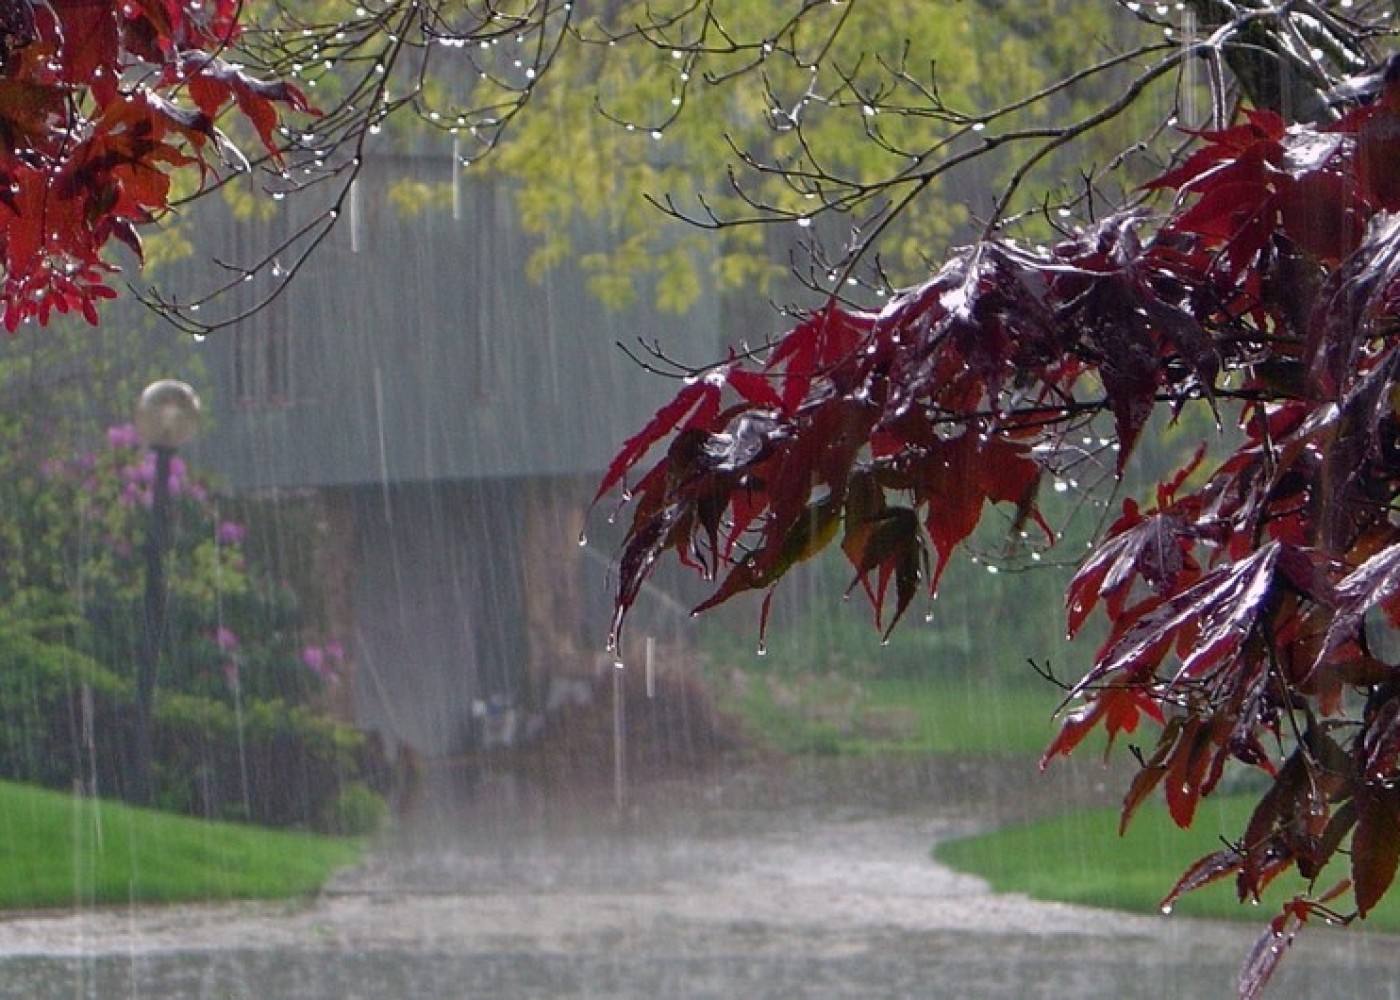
25;424;342;706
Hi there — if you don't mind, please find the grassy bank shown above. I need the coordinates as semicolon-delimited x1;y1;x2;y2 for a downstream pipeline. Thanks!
936;794;1400;932
0;780;362;909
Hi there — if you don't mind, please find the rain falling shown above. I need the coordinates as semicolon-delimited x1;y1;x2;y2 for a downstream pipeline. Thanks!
0;4;1399;1000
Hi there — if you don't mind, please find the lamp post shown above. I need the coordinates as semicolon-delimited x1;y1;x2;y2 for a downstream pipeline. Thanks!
132;380;201;805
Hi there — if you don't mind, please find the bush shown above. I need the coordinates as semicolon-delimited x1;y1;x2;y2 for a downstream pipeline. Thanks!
0;620;381;830
0;620;123;790
148;693;371;828
322;781;388;836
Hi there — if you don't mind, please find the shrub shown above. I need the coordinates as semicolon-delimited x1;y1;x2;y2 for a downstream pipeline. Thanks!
0;619;123;790
154;693;372;829
322;781;388;836
0;619;380;830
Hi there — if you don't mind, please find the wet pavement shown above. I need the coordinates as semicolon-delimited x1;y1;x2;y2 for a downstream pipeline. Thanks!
0;756;1398;998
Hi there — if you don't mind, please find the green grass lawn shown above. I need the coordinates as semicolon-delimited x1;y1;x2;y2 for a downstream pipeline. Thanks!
717;670;1064;756
936;793;1400;932
851;677;1060;754
0;780;362;909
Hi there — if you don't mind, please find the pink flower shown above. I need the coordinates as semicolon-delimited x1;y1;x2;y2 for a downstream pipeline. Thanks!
301;645;338;683
215;626;240;652
216;520;246;545
106;424;140;449
133;453;156;483
165;456;187;495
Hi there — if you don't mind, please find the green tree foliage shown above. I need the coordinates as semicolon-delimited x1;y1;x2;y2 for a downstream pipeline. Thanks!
460;2;1173;311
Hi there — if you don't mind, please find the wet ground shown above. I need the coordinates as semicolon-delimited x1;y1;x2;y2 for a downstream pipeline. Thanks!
0;755;1398;999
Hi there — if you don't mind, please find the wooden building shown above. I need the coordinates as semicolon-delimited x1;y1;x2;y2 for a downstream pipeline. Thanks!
164;149;731;758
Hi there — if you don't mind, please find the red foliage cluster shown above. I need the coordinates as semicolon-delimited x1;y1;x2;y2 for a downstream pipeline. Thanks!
604;89;1400;994
0;0;309;331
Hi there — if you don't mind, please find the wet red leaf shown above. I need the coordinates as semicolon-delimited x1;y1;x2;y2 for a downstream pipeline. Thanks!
1353;785;1400;916
594;378;722;503
0;0;311;326
1161;844;1246;912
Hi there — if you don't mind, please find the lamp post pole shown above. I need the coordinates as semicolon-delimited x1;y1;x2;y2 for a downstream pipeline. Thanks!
132;380;201;806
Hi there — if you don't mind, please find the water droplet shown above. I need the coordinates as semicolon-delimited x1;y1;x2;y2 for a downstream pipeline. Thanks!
1160;903;1173;915
577;531;588;547
756;641;767;656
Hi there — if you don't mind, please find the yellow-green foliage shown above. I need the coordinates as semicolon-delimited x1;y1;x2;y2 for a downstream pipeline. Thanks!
268;1;1170;313
388;178;454;216
481;1;1166;311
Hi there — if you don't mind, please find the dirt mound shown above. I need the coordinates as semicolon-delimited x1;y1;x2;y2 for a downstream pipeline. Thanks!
509;662;740;782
